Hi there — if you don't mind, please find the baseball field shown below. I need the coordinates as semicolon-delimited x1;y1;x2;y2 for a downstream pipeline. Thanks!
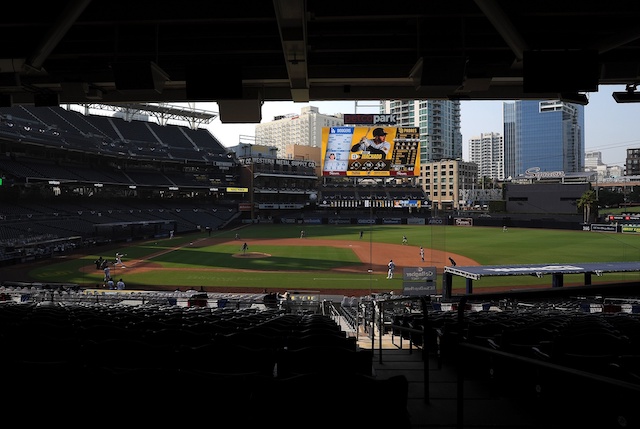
6;223;640;296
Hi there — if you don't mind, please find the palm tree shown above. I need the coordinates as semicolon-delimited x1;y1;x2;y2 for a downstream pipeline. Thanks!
577;189;598;223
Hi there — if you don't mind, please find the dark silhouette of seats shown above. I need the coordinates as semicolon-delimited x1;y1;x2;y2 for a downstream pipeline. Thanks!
81;338;178;372
143;327;212;348
249;372;410;428
275;345;373;378
7;336;83;367
284;333;357;351
607;354;640;384
488;323;559;358
76;324;138;343
533;330;631;373
219;330;286;352
177;342;276;376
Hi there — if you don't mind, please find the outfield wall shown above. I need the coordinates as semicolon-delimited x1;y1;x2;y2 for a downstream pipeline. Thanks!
256;213;584;230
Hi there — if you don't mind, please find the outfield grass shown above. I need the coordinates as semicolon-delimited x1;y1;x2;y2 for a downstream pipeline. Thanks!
27;224;640;292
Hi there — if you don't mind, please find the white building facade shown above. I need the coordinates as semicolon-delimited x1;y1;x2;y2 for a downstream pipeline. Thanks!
469;132;504;180
585;150;625;181
255;106;344;155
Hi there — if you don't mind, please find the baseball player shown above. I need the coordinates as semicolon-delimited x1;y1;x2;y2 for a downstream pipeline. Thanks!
115;252;126;268
351;127;391;156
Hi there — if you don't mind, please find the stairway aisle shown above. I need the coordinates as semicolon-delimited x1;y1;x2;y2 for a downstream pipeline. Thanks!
359;333;541;429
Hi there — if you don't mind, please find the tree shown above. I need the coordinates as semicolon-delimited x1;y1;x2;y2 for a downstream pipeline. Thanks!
597;189;624;208
577;189;598;223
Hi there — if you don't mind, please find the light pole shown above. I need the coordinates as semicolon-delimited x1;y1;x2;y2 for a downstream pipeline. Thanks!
249;163;255;222
369;188;373;294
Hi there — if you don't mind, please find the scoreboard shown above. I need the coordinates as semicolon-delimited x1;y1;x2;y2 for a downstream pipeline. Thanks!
321;126;420;177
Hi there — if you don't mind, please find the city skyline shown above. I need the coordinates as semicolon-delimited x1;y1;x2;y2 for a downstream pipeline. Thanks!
201;84;640;168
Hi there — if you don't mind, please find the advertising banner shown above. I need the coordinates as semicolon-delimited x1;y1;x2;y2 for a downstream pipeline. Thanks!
407;217;426;225
590;224;617;232
382;218;402;224
454;217;474;226
622;225;640;234
402;267;437;296
321;126;420;177
302;218;323;224
393;199;421;208
356;218;377;224
330;218;352;224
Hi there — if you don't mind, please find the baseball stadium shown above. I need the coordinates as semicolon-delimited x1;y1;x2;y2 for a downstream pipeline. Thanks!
2;104;640;429
4;3;640;427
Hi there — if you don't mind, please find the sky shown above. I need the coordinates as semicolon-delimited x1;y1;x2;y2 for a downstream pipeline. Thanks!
198;84;640;167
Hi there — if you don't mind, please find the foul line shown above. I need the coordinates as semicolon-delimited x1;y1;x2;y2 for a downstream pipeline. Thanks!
312;277;378;281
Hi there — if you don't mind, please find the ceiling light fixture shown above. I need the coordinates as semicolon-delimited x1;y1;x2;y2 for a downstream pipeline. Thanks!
612;84;640;103
560;92;589;105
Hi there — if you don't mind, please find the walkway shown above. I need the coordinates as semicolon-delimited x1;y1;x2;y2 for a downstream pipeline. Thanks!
358;333;546;429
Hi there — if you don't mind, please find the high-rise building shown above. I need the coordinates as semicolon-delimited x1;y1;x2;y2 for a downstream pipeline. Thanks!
469;132;504;181
625;148;640;176
382;100;462;163
503;100;585;179
255;106;344;154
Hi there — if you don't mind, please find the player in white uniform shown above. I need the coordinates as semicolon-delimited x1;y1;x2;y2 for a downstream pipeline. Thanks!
115;252;126;268
351;128;391;156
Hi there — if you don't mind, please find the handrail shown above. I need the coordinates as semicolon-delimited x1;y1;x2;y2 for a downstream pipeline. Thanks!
458;342;640;393
366;295;431;403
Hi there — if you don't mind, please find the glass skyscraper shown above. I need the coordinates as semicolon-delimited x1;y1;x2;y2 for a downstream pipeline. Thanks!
503;100;584;179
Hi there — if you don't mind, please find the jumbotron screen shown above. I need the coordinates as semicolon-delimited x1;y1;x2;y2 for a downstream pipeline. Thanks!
321;126;420;177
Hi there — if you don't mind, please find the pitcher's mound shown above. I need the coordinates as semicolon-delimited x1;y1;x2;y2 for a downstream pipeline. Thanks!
233;252;271;258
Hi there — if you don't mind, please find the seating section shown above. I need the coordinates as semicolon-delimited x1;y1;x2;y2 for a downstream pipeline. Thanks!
0;105;242;256
0;106;229;162
393;299;640;428
1;301;409;427
7;290;640;427
0;199;238;252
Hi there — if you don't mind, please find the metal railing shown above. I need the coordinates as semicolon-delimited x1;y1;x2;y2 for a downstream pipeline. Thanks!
360;295;432;402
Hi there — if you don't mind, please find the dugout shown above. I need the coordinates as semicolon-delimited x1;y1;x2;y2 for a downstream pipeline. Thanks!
443;262;640;298
94;220;177;241
1;235;83;266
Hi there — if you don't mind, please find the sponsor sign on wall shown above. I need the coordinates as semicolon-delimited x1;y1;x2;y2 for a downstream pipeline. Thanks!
622;224;640;234
608;214;640;222
454;217;474;226
407;217;426;225
330;218;351;224
590;224;618;233
402;267;437;296
303;218;323;224
382;218;402;224
356;218;377;224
